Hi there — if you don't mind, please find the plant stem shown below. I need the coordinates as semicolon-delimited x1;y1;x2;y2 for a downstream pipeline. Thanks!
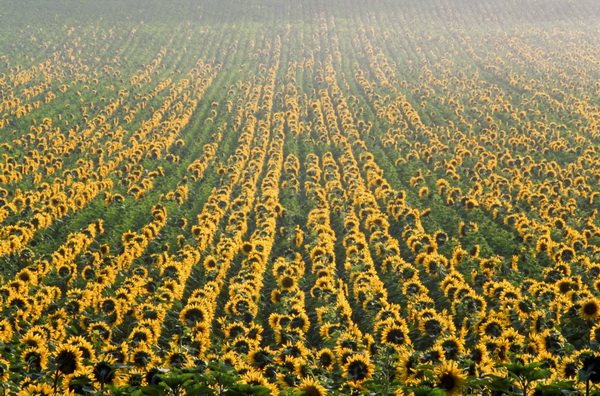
586;379;590;396
52;368;61;394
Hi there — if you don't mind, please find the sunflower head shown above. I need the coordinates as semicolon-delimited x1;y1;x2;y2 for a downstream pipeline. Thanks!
241;242;253;255
92;356;117;386
381;323;412;349
278;275;297;290
316;348;335;370
249;348;273;369
580;298;600;321
344;354;373;384
435;362;466;395
54;344;83;375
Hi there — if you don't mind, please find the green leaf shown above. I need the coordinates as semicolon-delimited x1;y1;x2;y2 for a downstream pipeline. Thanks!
140;385;167;396
534;380;577;395
503;361;550;382
407;387;446;396
480;375;514;392
185;384;215;395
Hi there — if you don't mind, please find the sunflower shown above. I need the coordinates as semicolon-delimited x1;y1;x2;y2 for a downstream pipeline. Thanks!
418;311;452;339
453;292;487;319
279;342;309;363
290;313;310;333
468;343;490;366
435;362;466;395
344;354;373;384
316;348;335;370
87;321;112;341
128;346;157;369
225;336;259;355
91;355;118;388
477;315;506;339
278;275;297;290
558;356;580;379
436;336;465;361
64;365;95;395
579;298;600;321
128;326;157;349
499;328;525;354
402;279;427;297
397;350;421;381
469;245;480;258
536;329;566;355
277;371;299;389
534;350;558;371
492;338;510;363
165;347;194;369
381;323;412;349
249;347;273;369
54;344;84;375
241;242;254;255
296;377;327;396
22;346;50;373
180;303;210;327
514;297;535;320
203;255;218;271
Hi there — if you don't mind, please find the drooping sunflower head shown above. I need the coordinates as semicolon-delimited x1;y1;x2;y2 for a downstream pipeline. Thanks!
468;343;489;365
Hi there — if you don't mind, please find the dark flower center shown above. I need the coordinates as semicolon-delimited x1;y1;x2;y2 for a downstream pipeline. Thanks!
584;302;598;316
439;372;457;390
56;351;78;374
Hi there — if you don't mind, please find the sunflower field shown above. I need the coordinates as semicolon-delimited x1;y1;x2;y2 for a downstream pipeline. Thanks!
1;0;600;394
